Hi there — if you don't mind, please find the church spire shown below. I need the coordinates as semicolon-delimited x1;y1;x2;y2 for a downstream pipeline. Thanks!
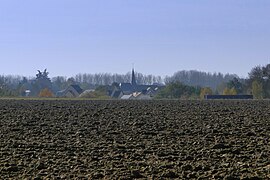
131;67;137;86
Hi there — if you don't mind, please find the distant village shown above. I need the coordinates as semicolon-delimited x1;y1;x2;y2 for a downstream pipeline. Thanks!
14;68;165;100
108;69;164;99
1;63;270;99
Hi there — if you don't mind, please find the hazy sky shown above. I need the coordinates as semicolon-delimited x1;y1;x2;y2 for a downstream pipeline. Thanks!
0;0;269;78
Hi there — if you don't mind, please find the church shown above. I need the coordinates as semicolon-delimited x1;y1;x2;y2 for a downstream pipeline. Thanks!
109;69;164;99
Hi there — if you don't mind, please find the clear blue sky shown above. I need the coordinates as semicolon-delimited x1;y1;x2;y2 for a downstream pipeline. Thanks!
0;0;269;78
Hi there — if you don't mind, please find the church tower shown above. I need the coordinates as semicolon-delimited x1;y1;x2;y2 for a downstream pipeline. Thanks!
131;68;137;86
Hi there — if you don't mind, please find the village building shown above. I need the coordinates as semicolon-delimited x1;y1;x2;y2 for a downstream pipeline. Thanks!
56;85;83;98
120;94;134;100
109;69;164;99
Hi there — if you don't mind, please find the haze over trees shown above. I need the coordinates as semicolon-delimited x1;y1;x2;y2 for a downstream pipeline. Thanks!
74;72;163;86
164;70;237;90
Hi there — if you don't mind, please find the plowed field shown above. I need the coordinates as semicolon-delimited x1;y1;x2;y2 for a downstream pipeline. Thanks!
0;100;269;179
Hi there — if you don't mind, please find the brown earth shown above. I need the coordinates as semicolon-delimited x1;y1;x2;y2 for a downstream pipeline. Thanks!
0;100;269;179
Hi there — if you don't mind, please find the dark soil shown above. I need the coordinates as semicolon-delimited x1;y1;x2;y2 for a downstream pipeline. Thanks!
0;100;269;179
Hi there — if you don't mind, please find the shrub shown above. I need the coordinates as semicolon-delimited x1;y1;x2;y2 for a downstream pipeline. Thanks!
39;88;54;98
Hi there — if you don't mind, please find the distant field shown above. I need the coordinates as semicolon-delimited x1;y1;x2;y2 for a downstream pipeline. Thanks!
0;100;269;179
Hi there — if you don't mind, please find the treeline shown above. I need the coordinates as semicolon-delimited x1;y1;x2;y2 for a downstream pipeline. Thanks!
0;72;164;97
247;64;270;98
156;64;270;99
1;64;269;99
0;70;236;96
155;82;201;99
0;75;24;96
52;72;163;93
74;72;163;86
164;70;237;90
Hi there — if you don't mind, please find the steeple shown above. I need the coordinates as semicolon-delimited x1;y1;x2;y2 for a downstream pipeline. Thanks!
131;68;137;86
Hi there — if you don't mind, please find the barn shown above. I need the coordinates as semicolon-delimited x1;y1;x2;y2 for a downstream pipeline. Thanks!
204;95;254;100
